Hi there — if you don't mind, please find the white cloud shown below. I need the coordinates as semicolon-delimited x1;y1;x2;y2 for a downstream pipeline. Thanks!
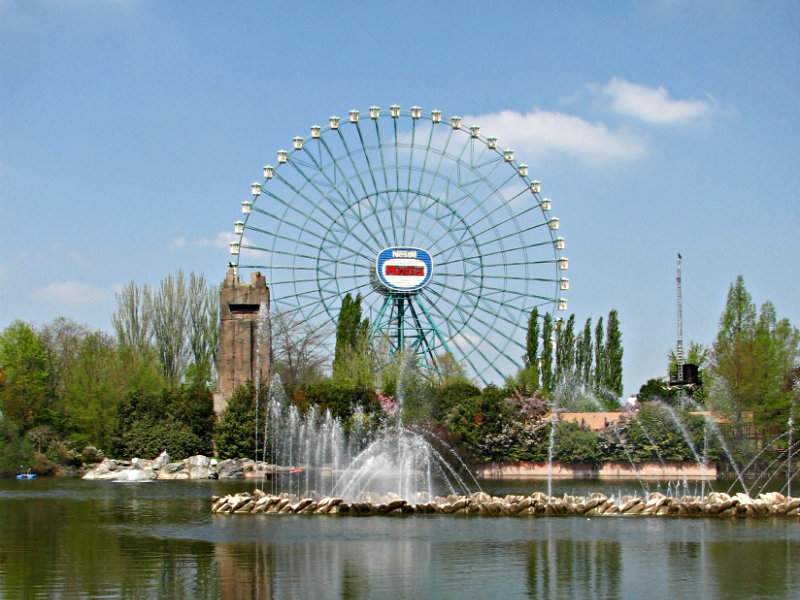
32;280;113;306
597;78;721;124
463;109;647;165
172;230;235;250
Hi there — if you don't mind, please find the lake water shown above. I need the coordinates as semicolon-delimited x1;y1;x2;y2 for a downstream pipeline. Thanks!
1;478;797;599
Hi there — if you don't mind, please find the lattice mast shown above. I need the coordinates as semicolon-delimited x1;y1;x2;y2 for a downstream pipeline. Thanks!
676;253;684;368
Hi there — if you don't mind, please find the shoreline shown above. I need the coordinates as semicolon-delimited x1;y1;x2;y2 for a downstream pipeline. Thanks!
74;454;721;482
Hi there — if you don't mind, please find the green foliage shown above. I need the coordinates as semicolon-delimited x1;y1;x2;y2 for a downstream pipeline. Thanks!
556;314;575;383
540;313;554;393
580;318;593;387
637;378;671;403
291;380;378;422
114;383;214;460
430;380;482;422
63;331;122;452
710;276;799;430
0;320;50;427
215;382;259;460
553;421;600;465
524;307;540;390
447;385;550;462
594;317;605;394
605;310;623;397
333;293;372;385
0;419;34;476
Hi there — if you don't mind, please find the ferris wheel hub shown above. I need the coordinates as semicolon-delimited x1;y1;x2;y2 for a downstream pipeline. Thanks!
371;246;433;296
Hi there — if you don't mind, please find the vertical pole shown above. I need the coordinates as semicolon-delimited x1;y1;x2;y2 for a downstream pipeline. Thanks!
397;296;405;352
789;415;793;499
676;253;684;369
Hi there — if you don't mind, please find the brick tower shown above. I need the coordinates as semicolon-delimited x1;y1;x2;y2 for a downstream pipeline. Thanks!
214;266;271;414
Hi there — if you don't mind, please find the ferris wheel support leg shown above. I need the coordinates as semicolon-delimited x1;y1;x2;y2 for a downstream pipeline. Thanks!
415;295;456;366
369;295;393;346
396;296;406;353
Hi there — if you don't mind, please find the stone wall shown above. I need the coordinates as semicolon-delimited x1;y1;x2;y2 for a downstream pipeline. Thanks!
214;267;270;414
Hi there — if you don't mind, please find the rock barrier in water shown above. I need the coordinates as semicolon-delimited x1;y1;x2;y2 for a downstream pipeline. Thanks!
211;489;800;518
81;451;264;481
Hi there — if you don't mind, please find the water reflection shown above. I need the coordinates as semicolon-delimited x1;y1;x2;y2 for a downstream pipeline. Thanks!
526;534;621;598
0;480;798;599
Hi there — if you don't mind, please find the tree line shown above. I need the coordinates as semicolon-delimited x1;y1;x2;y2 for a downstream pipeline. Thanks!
636;275;799;433
0;270;219;475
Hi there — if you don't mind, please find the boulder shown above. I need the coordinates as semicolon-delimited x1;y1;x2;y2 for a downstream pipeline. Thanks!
158;462;189;480
152;450;171;471
130;457;153;470
217;459;245;479
184;455;218;480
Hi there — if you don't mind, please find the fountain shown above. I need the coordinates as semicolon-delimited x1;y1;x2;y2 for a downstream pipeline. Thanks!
259;370;478;505
212;366;798;519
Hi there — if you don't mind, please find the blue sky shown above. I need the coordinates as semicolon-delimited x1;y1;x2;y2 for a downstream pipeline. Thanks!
1;0;798;397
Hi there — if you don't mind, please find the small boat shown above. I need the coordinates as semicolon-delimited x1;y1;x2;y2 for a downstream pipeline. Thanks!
16;468;36;480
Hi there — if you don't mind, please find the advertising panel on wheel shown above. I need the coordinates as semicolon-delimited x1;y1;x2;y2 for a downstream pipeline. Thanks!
375;247;433;293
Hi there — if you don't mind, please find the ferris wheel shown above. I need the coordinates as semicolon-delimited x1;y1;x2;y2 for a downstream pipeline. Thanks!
230;105;568;384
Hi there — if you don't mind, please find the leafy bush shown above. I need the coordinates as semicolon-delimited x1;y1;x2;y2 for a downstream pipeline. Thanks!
0;419;34;475
553;421;601;465
215;382;259;460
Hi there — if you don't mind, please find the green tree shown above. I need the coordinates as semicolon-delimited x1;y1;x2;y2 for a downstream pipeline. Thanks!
540;313;554;393
0;320;50;427
524;307;540;390
636;378;671;403
148;270;189;384
39;317;89;427
0;419;34;475
709;276;799;429
186;273;218;386
332;293;372;386
605;309;623;397
215;382;260;460
64;331;122;451
556;314;575;384
112;280;156;374
594;317;605;393
581;318;593;387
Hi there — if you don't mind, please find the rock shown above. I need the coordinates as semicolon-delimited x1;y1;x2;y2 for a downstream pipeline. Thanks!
471;491;492;504
152;450;171;470
217;459;245;479
131;457;153;470
158;462;188;480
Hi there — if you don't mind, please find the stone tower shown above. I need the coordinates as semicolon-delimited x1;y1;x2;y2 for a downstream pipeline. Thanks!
214;266;271;414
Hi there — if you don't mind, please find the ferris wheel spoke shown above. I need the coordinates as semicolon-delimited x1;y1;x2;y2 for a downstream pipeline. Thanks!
425;280;522;333
372;116;393;196
420;289;516;382
436;239;555;267
301;144;389;253
270;173;352;249
288;282;376;324
423;128;456;198
318;135;371;222
335;128;377;213
428;278;538;329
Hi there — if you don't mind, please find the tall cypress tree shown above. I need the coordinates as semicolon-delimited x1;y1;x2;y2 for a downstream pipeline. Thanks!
525;307;540;390
594;317;605;393
541;312;554;393
582;318;593;387
332;293;363;380
555;314;575;384
605;309;623;397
